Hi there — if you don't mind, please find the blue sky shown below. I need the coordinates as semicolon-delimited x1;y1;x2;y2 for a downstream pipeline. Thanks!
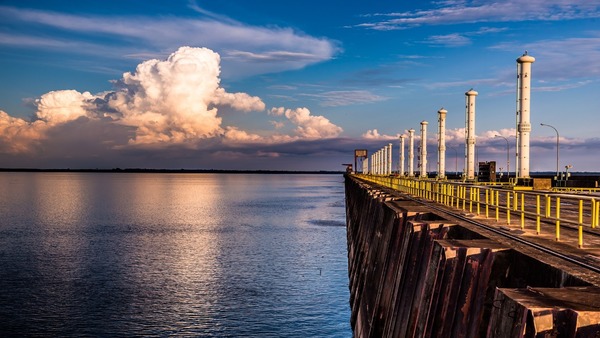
0;0;599;171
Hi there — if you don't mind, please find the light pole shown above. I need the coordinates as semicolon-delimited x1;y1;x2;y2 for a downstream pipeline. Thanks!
495;135;509;179
449;147;458;176
540;123;559;180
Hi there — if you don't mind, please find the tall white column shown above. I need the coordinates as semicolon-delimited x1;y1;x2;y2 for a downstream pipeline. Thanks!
420;121;428;178
399;135;405;176
387;143;393;175
382;147;387;175
437;108;447;179
516;52;535;178
465;89;478;180
372;154;375;175
408;129;415;177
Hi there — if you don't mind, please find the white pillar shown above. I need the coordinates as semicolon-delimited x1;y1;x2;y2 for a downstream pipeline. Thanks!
399;135;405;176
408;129;415;177
380;149;384;175
387;143;393;175
382;147;387;175
381;147;387;175
465;89;478;180
420;121;428;178
373;152;376;175
438;108;447;179
517;52;535;178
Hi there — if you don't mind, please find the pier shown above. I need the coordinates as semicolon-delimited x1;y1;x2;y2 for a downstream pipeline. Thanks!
344;174;600;337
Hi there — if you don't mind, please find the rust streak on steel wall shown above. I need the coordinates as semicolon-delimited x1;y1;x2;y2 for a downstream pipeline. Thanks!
345;175;600;337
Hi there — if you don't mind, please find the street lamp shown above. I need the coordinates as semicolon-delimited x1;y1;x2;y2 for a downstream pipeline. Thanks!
494;135;509;179
540;123;559;180
449;147;458;176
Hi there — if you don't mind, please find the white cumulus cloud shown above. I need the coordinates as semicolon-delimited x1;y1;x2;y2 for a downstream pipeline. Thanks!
362;129;400;140
35;90;95;125
271;107;343;139
0;111;46;153
107;46;265;145
109;47;223;144
0;47;272;153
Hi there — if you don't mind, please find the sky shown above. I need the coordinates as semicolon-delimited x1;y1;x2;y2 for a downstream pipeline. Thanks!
0;0;599;171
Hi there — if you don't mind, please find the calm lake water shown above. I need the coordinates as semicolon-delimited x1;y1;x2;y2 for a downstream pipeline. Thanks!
0;172;351;337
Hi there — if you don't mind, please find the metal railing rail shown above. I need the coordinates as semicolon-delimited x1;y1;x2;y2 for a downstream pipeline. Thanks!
355;174;600;249
551;187;600;193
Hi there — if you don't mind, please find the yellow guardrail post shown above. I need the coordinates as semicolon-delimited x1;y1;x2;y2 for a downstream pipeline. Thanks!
453;185;457;208
556;197;561;241
485;189;489;218
444;184;448;206
469;187;473;213
456;185;460;208
455;185;459;208
429;182;433;200
506;191;511;225
591;198;596;228
454;185;458;208
579;199;584;248
536;195;541;235
495;190;499;222
596;200;600;229
513;191;518;211
593;198;598;229
520;193;525;230
476;187;481;215
462;186;466;210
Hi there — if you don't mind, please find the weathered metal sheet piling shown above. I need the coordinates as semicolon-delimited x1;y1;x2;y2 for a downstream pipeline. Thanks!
345;175;600;337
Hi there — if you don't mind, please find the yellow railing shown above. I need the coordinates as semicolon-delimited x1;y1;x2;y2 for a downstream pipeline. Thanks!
552;187;600;193
355;174;599;249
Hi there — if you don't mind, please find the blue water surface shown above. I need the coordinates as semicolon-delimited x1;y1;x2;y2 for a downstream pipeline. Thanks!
0;173;351;337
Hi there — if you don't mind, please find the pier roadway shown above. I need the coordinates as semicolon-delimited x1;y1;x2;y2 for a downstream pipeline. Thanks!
345;174;600;337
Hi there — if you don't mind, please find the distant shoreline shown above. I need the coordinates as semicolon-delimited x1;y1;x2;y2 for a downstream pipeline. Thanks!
0;168;345;174
2;168;599;176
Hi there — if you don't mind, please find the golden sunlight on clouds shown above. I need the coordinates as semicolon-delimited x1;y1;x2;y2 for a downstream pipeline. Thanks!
0;46;344;156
